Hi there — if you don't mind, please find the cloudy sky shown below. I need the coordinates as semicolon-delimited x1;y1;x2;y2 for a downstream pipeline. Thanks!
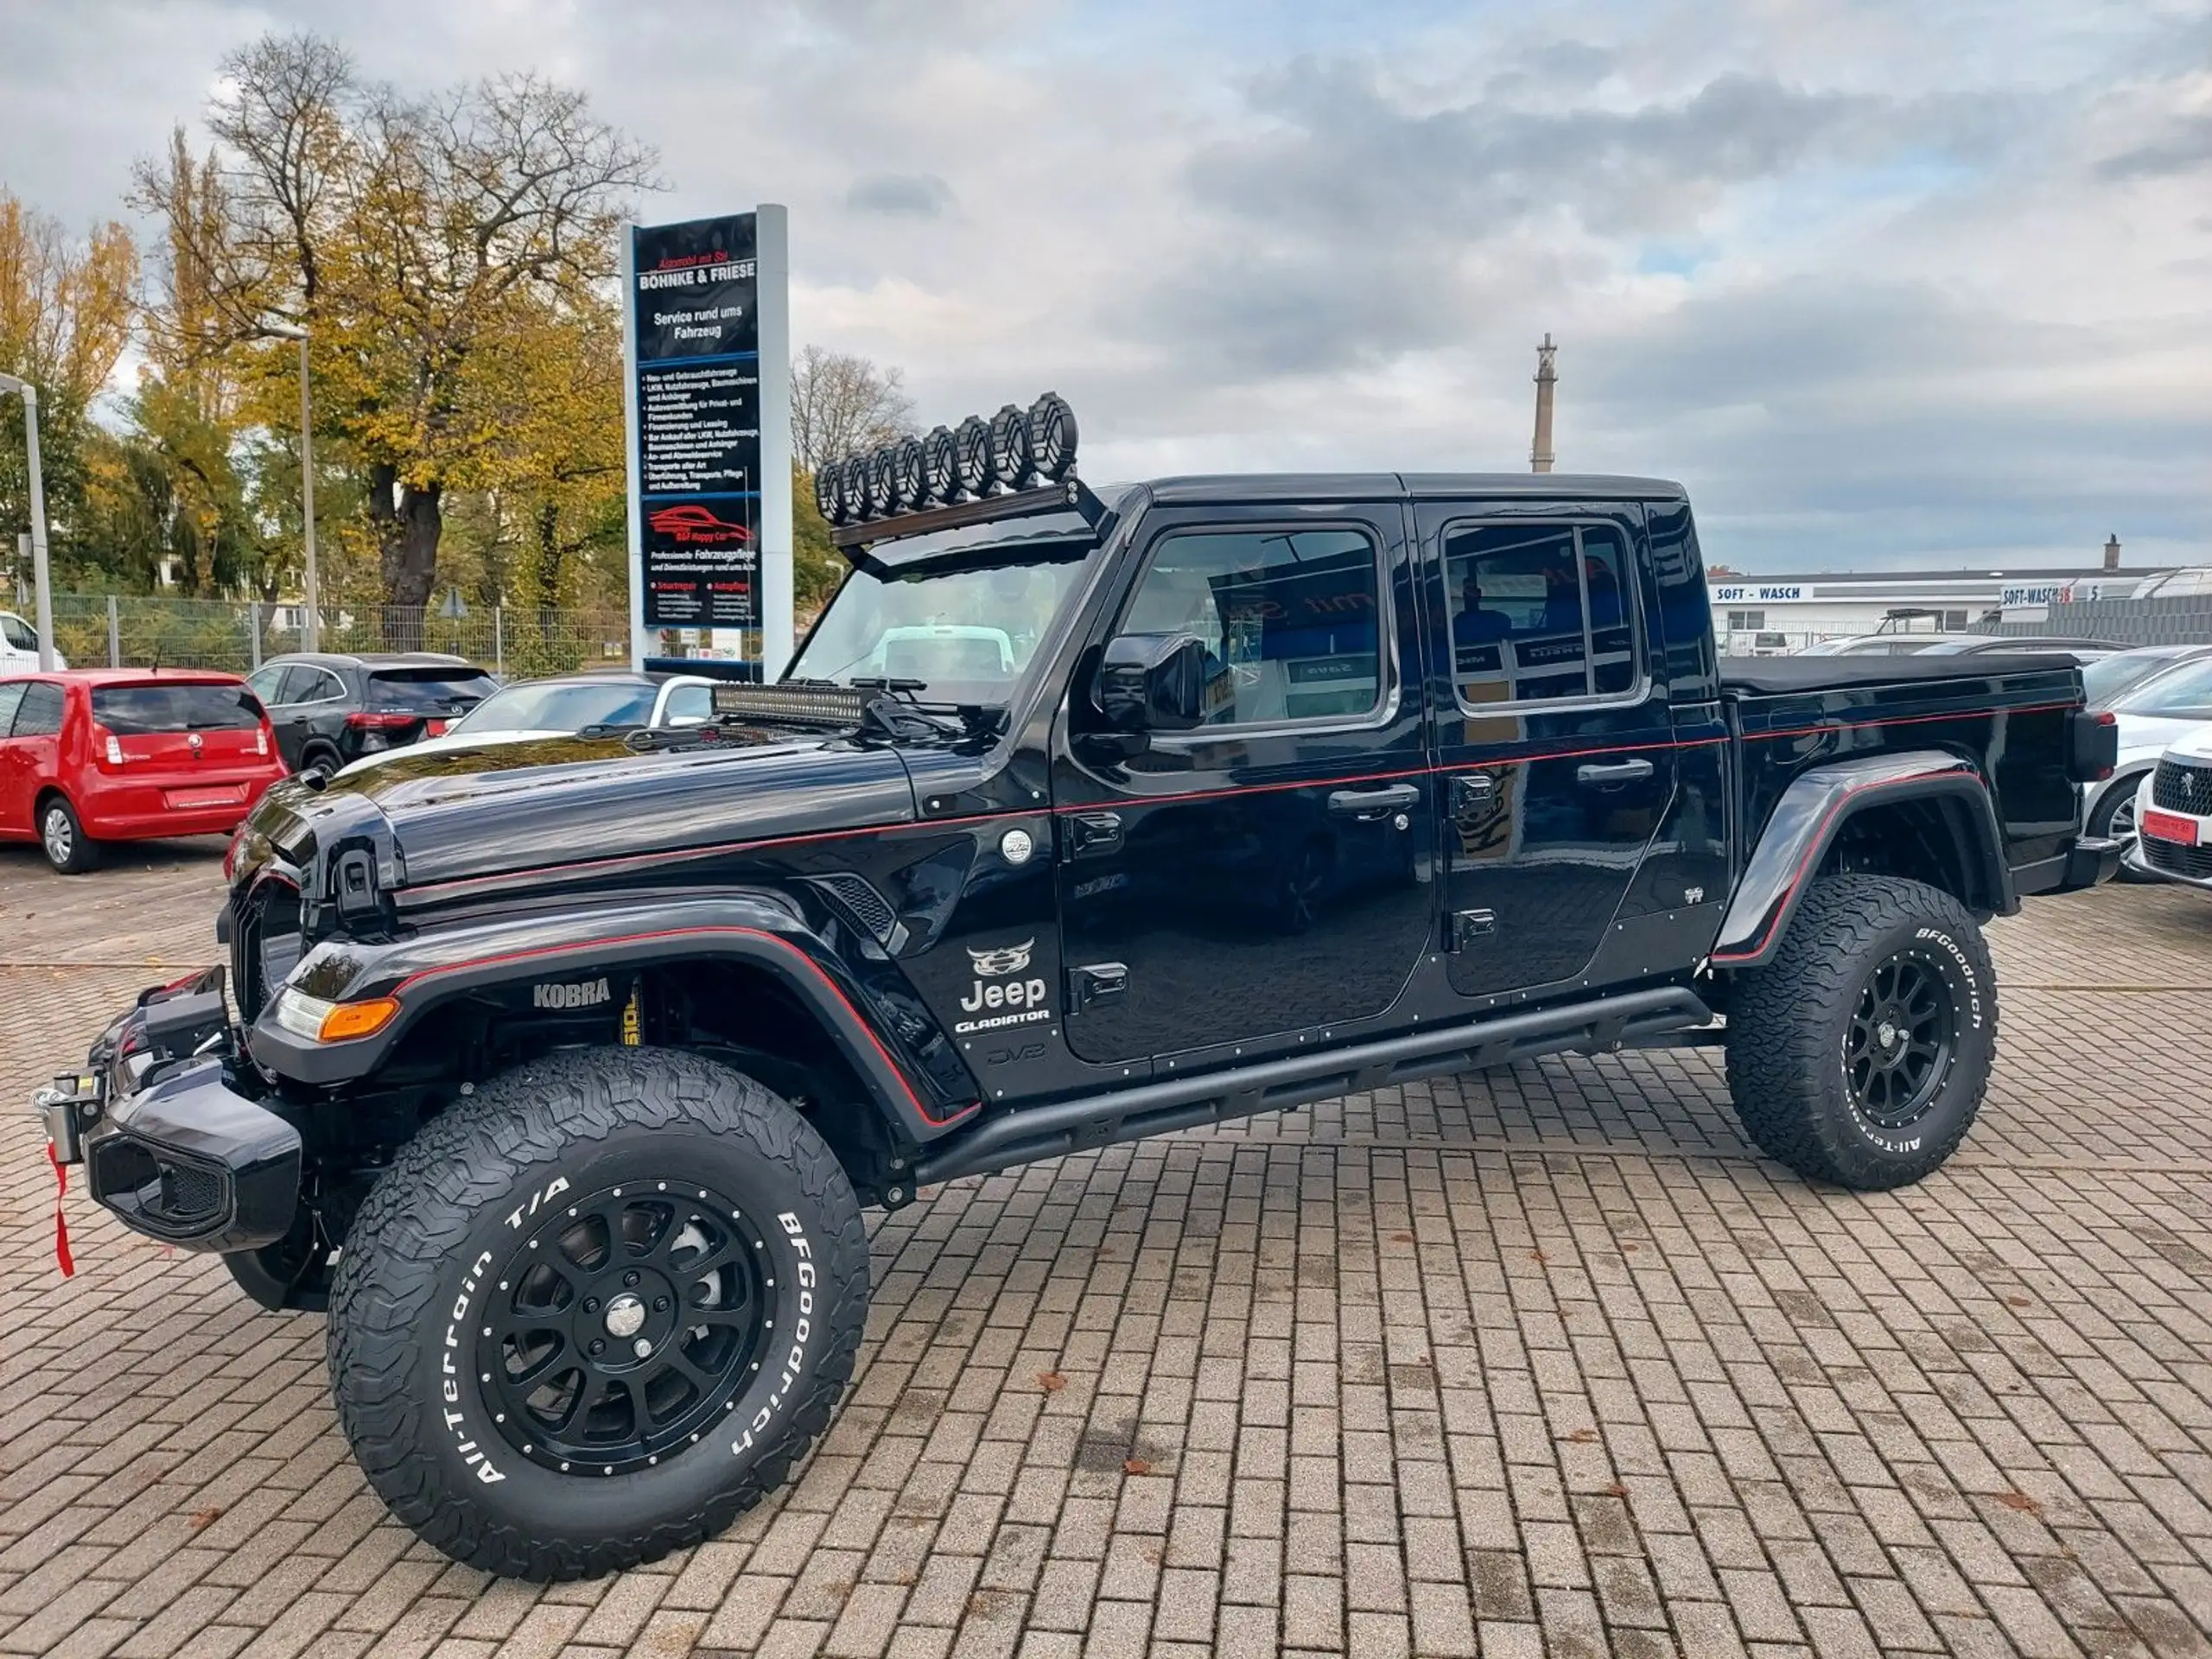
3;0;2207;573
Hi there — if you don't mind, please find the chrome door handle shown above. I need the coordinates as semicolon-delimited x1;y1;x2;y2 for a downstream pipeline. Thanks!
1327;783;1421;820
1576;759;1654;788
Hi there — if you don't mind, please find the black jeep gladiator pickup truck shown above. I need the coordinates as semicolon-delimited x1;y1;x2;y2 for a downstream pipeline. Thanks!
37;423;2120;1579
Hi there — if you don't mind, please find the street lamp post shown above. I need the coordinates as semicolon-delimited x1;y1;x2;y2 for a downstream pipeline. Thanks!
263;321;319;652
0;371;55;670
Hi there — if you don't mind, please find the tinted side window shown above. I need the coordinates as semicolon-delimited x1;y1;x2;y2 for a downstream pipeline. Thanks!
1118;528;1382;726
12;682;65;736
246;665;289;703
0;683;24;731
289;667;345;702
1444;522;1636;706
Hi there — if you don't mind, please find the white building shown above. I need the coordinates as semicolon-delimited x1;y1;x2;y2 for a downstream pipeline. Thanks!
1710;563;2182;654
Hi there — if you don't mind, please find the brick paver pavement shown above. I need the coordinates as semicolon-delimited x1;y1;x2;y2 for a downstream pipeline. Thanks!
2;838;2208;1658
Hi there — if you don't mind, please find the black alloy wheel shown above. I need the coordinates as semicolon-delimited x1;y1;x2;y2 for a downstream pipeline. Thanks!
329;1047;869;1580
482;1182;772;1477
1843;950;1955;1128
1724;873;1997;1190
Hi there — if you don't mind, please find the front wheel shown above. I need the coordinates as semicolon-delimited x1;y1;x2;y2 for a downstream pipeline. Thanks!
1724;874;1997;1190
2088;776;2155;883
328;1047;868;1580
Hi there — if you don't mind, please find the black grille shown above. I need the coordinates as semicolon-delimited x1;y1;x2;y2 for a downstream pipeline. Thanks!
232;882;302;1020
2142;836;2212;881
2152;760;2212;815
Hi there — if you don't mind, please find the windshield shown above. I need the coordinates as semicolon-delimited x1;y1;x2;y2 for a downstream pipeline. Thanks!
368;669;497;712
448;679;659;734
2113;657;2212;720
788;544;1091;703
92;683;262;732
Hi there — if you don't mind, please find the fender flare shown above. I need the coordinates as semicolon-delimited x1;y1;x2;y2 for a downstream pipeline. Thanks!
1710;751;2011;969
250;894;980;1142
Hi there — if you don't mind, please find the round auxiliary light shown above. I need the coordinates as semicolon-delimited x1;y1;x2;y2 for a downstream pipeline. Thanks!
952;415;992;498
836;454;868;523
988;404;1033;490
891;435;927;511
864;446;899;518
922;424;959;504
1027;392;1077;482
814;460;846;524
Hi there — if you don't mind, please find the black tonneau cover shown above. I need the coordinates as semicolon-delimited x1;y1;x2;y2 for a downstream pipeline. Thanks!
1719;654;2083;696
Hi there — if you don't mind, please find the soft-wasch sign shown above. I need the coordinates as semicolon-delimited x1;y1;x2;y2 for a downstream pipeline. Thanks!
632;213;760;627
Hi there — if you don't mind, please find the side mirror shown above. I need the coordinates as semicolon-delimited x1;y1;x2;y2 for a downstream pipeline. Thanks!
1096;632;1210;734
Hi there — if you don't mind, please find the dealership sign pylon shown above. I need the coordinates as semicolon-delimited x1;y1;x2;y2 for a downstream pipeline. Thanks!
621;206;793;676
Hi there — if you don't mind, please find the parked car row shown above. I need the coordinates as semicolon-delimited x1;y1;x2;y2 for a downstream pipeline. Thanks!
1;652;719;874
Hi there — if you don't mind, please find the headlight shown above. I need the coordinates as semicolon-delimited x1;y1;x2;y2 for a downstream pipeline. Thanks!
272;987;400;1043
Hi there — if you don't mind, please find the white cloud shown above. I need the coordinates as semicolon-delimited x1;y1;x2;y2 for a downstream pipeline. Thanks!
1;0;2204;570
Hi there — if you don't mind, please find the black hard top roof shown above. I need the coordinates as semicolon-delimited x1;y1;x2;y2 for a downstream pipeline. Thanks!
1142;472;1686;504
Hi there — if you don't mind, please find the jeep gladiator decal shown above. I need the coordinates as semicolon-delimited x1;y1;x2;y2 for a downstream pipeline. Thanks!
955;940;1052;1034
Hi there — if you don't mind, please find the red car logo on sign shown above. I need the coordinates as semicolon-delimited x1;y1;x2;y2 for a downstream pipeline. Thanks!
648;505;753;546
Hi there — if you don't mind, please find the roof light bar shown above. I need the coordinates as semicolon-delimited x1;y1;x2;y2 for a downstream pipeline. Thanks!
820;392;1084;546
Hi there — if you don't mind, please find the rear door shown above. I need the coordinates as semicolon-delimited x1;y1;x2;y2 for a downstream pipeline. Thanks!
1418;497;1677;998
257;664;333;767
1052;498;1433;1065
1;680;67;832
0;681;29;834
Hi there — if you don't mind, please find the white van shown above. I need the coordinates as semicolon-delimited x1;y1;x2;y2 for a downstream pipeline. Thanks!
0;610;65;671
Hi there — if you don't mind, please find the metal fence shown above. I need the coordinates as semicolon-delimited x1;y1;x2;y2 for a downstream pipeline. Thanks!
43;596;641;679
1975;594;2212;648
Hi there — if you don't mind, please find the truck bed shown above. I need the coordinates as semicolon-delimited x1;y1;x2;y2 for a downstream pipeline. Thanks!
1718;653;2084;695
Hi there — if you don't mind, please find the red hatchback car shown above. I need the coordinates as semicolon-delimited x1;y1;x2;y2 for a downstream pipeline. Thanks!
0;670;289;874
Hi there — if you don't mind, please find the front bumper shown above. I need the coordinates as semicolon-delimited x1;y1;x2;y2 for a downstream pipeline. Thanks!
35;980;302;1254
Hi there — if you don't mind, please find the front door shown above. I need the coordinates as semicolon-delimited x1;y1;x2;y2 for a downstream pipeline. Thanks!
1419;499;1677;998
1052;500;1433;1065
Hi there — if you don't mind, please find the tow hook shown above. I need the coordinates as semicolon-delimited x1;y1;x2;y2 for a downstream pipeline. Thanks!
32;1074;103;1166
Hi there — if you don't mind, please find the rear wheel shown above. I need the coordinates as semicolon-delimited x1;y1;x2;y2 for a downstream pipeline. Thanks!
2088;775;2154;882
1724;874;1996;1189
39;796;99;874
328;1047;868;1579
299;741;342;779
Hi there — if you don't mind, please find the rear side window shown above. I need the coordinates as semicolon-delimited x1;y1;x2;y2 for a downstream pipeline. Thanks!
1118;527;1384;726
0;683;25;731
368;670;497;712
1445;522;1636;706
11;682;64;736
1;615;35;651
92;683;263;733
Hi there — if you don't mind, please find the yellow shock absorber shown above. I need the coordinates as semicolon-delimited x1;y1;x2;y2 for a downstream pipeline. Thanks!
621;977;642;1046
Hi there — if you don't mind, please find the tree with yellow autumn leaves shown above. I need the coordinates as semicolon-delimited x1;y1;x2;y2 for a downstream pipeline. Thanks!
3;29;918;637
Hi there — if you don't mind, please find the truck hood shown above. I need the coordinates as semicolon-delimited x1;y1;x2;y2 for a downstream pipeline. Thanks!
295;728;918;893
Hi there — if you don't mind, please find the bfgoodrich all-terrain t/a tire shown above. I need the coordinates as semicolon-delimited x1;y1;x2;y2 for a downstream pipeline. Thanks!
1724;874;1998;1191
328;1047;868;1580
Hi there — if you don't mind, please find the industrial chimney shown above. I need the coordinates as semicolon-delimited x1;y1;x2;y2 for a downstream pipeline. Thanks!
1530;334;1557;474
2104;534;2121;573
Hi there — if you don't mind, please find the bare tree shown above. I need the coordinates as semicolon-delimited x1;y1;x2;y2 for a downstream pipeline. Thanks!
791;345;916;473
